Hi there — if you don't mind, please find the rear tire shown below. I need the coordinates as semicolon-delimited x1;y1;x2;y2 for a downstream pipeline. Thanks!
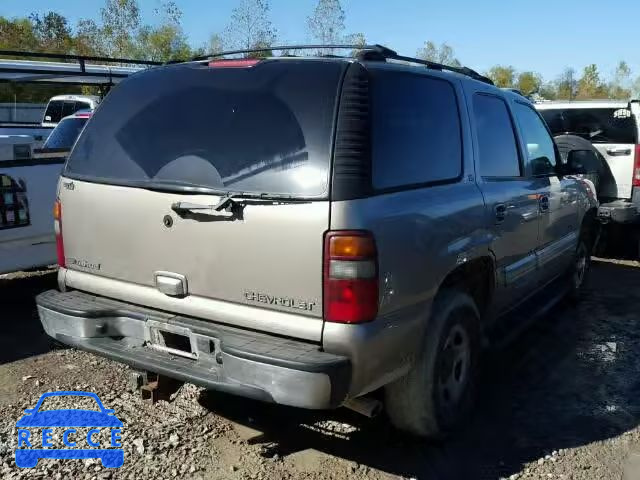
384;289;481;438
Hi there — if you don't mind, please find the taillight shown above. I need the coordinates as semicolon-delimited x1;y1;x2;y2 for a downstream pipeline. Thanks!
323;231;378;323
633;144;640;187
53;199;65;268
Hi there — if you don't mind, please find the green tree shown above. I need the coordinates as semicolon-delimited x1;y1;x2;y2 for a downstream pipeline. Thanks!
486;65;516;88
207;33;224;56
416;41;461;67
538;82;558;100
633;76;640;99
100;0;141;57
134;1;191;62
517;71;542;95
608;61;632;100
30;12;73;53
0;16;39;52
223;0;277;54
555;67;577;100
135;24;191;62
74;19;106;56
576;64;607;99
344;32;366;57
307;0;345;54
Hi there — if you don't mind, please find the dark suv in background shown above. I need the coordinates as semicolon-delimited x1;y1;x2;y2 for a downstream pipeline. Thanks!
36;45;597;438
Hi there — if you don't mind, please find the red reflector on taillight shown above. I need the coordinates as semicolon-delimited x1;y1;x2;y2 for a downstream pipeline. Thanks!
54;200;65;268
208;59;260;68
323;231;378;324
633;144;640;187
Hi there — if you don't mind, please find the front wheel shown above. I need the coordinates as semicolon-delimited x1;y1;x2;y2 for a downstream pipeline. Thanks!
567;237;591;302
384;289;481;438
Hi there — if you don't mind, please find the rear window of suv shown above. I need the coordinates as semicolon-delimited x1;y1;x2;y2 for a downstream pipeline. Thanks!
539;107;638;144
65;61;345;198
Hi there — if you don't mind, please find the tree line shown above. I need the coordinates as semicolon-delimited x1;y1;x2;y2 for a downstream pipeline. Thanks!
0;0;637;102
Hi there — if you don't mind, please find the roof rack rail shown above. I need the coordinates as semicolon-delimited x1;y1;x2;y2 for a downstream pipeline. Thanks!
192;43;494;86
356;45;494;86
192;44;376;61
0;50;162;67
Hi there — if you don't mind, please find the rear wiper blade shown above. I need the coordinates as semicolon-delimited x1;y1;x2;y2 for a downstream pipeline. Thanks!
142;181;312;203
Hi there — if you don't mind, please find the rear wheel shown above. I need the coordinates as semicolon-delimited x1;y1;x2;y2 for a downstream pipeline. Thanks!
384;289;481;438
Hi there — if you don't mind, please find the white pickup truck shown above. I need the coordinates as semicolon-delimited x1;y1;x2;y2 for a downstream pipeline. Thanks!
0;111;92;274
0;52;157;274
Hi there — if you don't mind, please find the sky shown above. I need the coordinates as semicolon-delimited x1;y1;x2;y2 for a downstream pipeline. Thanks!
3;0;639;82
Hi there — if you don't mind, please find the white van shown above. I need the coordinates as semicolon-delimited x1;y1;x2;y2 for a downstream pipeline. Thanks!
41;95;99;128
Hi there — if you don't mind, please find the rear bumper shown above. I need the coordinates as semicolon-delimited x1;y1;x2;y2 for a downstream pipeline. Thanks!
36;290;351;409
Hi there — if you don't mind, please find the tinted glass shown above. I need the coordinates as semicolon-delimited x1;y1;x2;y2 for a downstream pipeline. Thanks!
371;72;462;189
514;102;557;176
66;61;344;197
473;95;521;177
43;101;63;123
43;117;88;149
540;107;638;144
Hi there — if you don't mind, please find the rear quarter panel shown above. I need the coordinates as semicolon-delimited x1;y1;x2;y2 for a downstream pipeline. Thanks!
322;74;491;396
325;182;489;395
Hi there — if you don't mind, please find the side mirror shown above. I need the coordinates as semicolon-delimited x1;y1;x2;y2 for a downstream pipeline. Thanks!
23;408;35;414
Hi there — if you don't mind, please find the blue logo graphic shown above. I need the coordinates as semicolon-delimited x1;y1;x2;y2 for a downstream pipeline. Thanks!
15;391;124;468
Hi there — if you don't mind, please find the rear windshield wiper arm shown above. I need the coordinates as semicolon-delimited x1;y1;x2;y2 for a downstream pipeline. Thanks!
171;193;310;217
171;194;238;215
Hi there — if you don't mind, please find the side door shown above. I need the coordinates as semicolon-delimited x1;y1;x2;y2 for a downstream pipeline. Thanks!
470;91;541;315
512;101;580;284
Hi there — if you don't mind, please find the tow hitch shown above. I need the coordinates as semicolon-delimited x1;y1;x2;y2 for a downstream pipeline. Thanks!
129;370;184;404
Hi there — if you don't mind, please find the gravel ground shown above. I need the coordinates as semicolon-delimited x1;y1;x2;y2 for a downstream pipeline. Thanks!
0;258;639;480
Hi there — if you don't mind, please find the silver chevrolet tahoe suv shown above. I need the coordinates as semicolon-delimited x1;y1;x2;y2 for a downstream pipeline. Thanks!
36;45;597;438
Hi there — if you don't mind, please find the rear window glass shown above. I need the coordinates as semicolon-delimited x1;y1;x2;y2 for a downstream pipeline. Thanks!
43;117;88;150
43;101;62;123
371;71;462;190
43;100;91;124
539;107;638;144
66;61;344;197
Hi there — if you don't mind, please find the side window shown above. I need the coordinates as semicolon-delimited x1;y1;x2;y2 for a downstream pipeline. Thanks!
371;72;462;190
473;94;521;177
513;102;557;176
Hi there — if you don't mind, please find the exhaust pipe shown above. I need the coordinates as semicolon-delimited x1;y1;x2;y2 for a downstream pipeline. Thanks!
343;396;383;418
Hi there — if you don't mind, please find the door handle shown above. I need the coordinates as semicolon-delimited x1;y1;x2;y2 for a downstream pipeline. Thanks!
539;195;549;212
606;147;631;156
494;203;507;223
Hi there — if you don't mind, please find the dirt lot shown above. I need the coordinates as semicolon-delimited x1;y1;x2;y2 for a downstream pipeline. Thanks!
1;258;640;480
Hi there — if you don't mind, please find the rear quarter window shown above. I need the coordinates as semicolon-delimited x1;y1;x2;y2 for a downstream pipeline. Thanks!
371;71;462;190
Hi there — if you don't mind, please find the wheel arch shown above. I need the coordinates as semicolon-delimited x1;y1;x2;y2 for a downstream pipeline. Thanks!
435;255;496;322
